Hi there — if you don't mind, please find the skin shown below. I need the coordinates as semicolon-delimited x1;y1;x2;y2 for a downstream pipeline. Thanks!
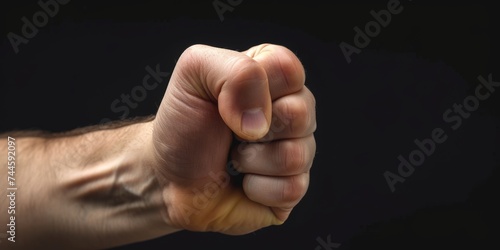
0;44;317;249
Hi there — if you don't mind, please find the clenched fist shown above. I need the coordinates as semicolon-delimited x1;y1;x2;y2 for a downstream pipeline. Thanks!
148;44;317;234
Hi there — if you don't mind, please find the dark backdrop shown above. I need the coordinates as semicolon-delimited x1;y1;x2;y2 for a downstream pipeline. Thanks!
1;1;499;249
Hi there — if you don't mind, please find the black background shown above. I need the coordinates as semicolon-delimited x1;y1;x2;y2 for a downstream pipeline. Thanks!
1;1;499;249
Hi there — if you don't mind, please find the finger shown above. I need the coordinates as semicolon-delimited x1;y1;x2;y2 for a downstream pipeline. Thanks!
162;44;272;141
243;44;306;100
259;87;316;142
231;136;316;176
243;173;310;210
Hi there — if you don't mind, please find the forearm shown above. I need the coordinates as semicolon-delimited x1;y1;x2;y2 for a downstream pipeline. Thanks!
0;119;179;249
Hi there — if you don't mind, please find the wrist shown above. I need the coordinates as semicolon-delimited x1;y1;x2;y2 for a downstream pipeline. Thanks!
61;120;181;248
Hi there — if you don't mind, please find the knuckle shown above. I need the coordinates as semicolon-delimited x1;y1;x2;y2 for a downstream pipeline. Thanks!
278;97;308;133
278;140;306;174
252;44;304;93
181;44;206;60
231;57;267;83
289;98;309;135
177;45;207;77
274;46;305;94
280;175;307;204
277;50;302;87
274;89;317;137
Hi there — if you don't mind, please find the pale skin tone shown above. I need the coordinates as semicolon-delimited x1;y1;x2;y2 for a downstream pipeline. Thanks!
0;44;317;249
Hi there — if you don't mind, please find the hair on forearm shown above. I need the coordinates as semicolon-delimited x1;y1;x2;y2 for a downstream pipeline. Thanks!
0;115;156;139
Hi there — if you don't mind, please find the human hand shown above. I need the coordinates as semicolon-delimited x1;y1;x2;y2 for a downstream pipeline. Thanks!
146;44;317;235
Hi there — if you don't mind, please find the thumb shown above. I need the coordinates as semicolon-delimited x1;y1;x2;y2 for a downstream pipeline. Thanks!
169;44;272;140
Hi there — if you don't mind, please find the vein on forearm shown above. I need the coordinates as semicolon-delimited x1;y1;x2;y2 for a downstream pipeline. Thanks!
0;116;169;249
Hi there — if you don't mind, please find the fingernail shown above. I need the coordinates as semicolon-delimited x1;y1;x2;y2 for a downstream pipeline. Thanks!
241;108;268;139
